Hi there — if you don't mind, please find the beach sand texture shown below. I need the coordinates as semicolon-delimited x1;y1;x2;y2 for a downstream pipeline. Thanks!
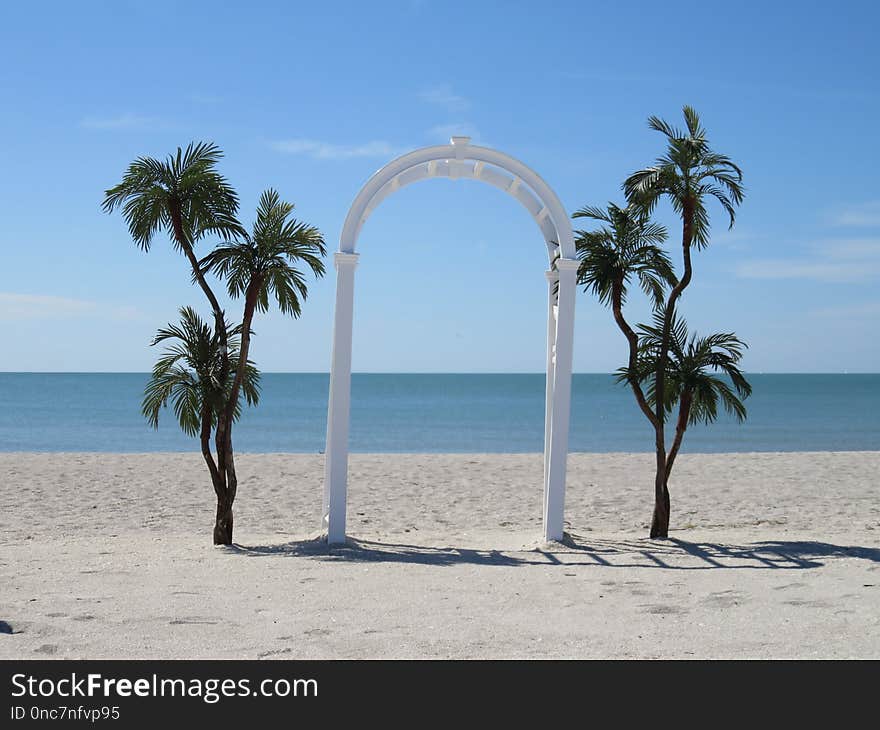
1;452;878;658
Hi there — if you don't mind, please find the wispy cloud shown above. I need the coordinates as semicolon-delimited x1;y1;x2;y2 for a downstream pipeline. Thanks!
820;237;880;258
419;84;469;111
736;260;880;282
0;293;94;319
270;138;400;160
812;301;880;318
709;229;753;250
735;238;880;282
833;201;880;228
427;122;481;142
80;113;163;130
0;293;142;321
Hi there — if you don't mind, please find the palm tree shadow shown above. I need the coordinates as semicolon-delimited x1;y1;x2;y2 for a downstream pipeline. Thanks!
226;534;880;571
227;537;526;567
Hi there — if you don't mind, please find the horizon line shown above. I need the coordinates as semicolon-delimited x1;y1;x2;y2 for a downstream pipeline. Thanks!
1;371;878;376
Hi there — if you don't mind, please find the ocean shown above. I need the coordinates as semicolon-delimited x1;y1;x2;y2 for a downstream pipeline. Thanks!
0;373;876;453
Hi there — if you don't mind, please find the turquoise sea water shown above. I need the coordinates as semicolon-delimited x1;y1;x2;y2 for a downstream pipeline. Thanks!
0;373;877;453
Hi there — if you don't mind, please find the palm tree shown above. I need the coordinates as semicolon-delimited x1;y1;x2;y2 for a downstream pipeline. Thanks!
619;309;751;525
623;107;745;537
105;142;247;544
106;149;325;545
574;203;674;425
200;189;326;537
142;306;259;544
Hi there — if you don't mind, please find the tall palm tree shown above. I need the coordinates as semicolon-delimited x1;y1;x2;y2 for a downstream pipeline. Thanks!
574;203;674;425
623;107;745;537
200;189;326;536
105;142;247;543
619;309;751;524
143;307;260;543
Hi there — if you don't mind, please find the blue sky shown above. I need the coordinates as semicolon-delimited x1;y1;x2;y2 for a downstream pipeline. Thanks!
0;0;878;373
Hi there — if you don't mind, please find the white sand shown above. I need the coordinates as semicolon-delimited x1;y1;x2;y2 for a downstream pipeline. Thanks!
1;452;878;659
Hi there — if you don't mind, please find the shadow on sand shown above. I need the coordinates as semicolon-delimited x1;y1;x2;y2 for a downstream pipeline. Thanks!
225;534;880;571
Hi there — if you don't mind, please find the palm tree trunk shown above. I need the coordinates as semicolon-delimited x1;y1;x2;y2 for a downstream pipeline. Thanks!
665;392;691;482
167;202;228;347
213;493;234;545
610;279;671;537
199;407;222;492
213;280;262;545
167;201;235;544
226;280;261;424
214;416;233;544
199;407;233;545
650;426;670;538
650;203;695;539
212;391;232;538
652;392;692;538
611;282;658;428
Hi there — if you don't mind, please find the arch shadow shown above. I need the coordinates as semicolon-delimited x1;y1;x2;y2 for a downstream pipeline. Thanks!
225;534;880;571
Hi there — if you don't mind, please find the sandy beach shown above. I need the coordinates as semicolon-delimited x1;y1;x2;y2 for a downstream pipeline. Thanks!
1;451;878;659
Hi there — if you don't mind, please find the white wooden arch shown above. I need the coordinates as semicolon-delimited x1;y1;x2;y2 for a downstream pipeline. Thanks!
322;136;579;543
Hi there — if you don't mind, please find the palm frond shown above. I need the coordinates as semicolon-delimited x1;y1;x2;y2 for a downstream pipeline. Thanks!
142;306;259;436
572;205;612;223
202;188;327;316
103;141;242;252
573;203;672;308
647;115;683;140
634;314;753;426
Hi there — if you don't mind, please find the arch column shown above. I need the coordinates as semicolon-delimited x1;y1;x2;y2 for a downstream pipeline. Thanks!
542;268;558;525
543;257;578;542
323;251;359;544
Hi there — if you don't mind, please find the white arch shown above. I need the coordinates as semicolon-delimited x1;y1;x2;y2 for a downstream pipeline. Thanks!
322;137;579;544
339;136;576;260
